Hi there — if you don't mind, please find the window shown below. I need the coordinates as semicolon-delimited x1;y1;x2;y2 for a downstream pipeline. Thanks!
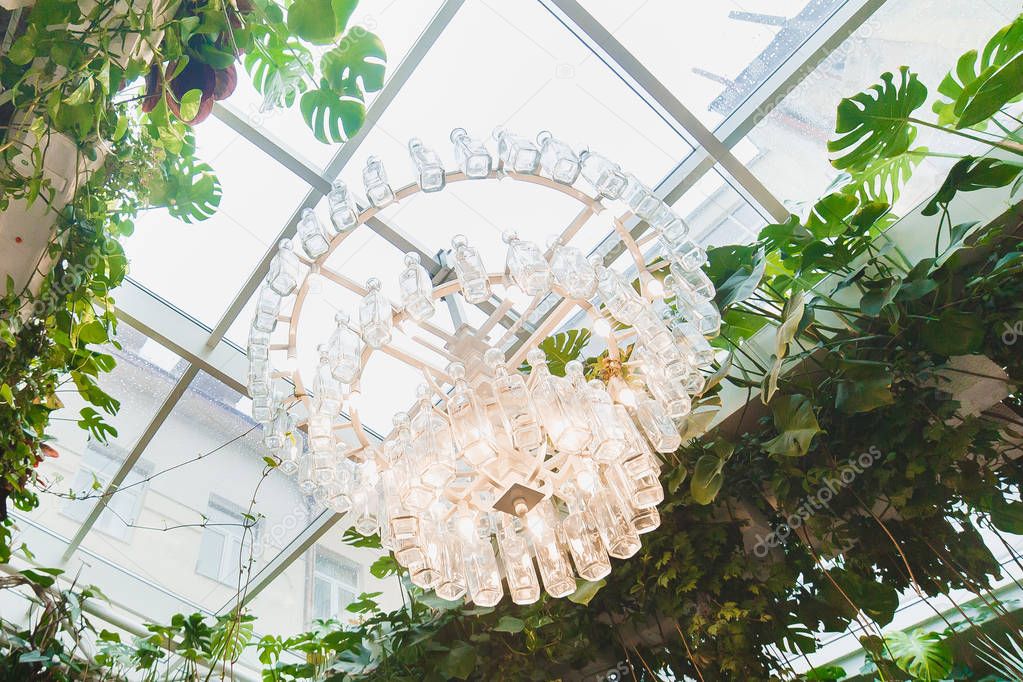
62;442;151;542
196;495;257;585
310;549;360;622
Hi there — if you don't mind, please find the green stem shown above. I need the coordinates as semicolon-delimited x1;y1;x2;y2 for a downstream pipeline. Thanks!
910;117;1023;157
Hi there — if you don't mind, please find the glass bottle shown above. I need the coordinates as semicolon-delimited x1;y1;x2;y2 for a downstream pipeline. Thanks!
589;476;641;559
579;150;627;199
278;435;301;476
633;343;692;421
560;480;612;581
435;529;467;601
382;464;419;542
450;234;491;304
247;324;271;357
398;252;436;323
670;318;716;368
252;284;280;333
267;239;300;296
263;407;289;450
669;261;715;301
359;277;392;349
632;390;682;453
622;174;662;221
632;506;660;534
450;127;492;178
325;311;361;384
314;345;342;415
591;257;644;325
668;276;721;339
483;348;543;453
631;307;677;360
662;237;707;272
527;349;592;454
458;512;503;607
550;241;598;300
351;485;379;536
408;138;446;192
409;384;456;489
327;179;358;234
446;362;498;466
297;452;317;494
497;515;541;605
297;208;329;259
362;155;394;207
493;127;540;174
525;500;576;598
536;131;580;185
324;460;354;514
503;232;551;296
410;522;441;589
579;374;629;462
308;411;334;456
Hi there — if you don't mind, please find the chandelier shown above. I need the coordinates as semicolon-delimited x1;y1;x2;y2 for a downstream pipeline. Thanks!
246;127;721;606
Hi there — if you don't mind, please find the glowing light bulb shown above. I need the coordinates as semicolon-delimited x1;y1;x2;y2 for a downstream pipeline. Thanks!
578;468;596;494
646;277;664;298
619;387;637;408
457;516;475;539
527;512;546;537
592;316;611;337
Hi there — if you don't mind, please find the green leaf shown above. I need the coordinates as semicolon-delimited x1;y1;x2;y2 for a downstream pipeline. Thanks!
156;156;223;223
919;310;984;356
828;67;927;172
805;666;847;681
933;16;1023;126
884;629;953;681
299;87;366;143
0;384;13;407
345;591;381;614
922;156;1023;216
287;0;357;44
843;148;923;205
958;51;1023;128
321;30;387;97
835;360;894;414
535;328;592;377
690;453;725;504
78;407;118;443
341;527;381;548
990;497;1023;534
440;641;477;680
567;579;606;605
64;77;95;105
178;88;203;122
805;192;859;239
369;554;399;579
493;616;525;633
763;394;821;457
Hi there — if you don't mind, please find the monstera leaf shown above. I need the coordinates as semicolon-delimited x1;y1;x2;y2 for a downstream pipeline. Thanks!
244;36;312;102
763;394;820;457
922;156;1023;216
151;156;222;223
828;67;928;173
536;328;592;377
321;30;387;98
843;145;924;204
300;87;366;143
933;15;1023;127
287;0;357;44
884;629;953;681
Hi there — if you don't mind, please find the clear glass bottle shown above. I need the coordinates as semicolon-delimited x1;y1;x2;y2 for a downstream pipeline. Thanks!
382;464;419;542
589;478;641;559
398;252;436;323
527;349;592;454
622;174;662;221
483;348;543;453
560;480;612;581
278;435;301;476
351;486;379;536
446;362;498;466
670;318;716;367
450;127;492;178
632;391;682;453
263;407;289;450
314;345;342;415
591;257;644;325
536;131;580;185
325;311;361;384
662;237;707;272
581;375;630;462
324;460;354;514
525;500;576;598
252;284;280;333
359;277;393;349
267;239;300;296
669;261;715;301
408;138;446;192
632;506;660;534
631;307;676;360
362;155;394;207
327;179;358;234
633;344;692;421
450;234;491;304
579;150;627;199
435;529;467;601
297;452;317;494
550;241;598;300
410;523;441;589
409;384;456;489
458;513;503;607
497;516;541;605
308;410;334;455
247;324;271;357
297;208;330;259
493;127;540;174
503;232;551;296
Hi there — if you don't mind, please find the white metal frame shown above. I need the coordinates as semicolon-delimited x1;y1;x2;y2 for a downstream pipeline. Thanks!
39;0;893;626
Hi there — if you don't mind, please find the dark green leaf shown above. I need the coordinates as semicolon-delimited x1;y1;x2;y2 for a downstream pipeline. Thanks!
690;454;725;504
919;310;984;356
321;30;386;98
923;157;1023;216
763;394;821;457
299;88;366;143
